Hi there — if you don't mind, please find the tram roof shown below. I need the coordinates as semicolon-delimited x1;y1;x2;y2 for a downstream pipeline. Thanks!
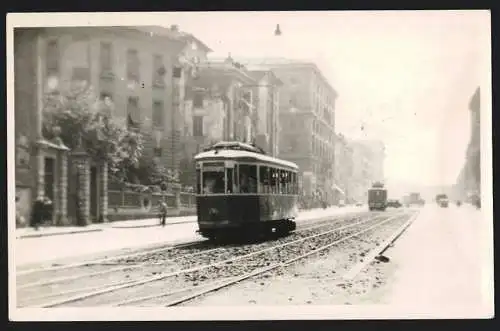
194;149;299;170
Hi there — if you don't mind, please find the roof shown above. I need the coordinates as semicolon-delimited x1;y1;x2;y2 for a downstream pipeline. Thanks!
207;141;265;154
131;26;212;52
194;149;299;170
247;70;284;86
237;58;338;98
197;61;258;86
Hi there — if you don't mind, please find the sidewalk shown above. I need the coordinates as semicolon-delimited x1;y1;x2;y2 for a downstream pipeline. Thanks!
380;204;493;317
15;205;366;239
14;206;367;267
15;214;198;239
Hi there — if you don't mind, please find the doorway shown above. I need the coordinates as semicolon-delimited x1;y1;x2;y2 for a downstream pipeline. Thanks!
44;157;56;225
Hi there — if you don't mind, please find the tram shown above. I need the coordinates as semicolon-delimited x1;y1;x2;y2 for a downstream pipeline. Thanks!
193;141;300;240
368;182;388;211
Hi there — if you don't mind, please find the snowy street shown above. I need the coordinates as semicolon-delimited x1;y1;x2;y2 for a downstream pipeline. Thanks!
183;204;493;318
14;206;366;267
380;204;490;312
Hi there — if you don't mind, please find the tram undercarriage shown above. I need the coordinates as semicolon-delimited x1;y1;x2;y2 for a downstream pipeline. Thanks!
198;218;297;241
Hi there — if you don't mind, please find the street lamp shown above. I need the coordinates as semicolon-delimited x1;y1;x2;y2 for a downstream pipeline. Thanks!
274;24;282;36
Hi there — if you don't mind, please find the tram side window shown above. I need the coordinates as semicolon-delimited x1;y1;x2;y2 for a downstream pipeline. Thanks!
259;166;270;193
285;171;292;194
196;169;201;194
279;170;287;194
226;167;234;193
202;169;225;194
239;164;257;193
292;172;297;194
270;168;278;194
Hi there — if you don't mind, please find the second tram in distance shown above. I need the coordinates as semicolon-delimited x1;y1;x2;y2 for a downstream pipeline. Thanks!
194;141;300;240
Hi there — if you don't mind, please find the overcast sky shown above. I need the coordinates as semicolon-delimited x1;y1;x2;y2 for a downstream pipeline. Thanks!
156;11;488;187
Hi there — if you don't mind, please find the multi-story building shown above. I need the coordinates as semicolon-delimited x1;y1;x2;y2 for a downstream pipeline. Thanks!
241;59;338;203
348;140;372;203
14;26;210;226
455;87;481;201
345;139;385;203
179;56;283;187
247;70;282;157
333;133;353;203
181;57;259;186
360;139;386;183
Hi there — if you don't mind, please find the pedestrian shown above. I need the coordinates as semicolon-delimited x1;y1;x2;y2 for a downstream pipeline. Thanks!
159;201;168;227
43;197;53;224
31;196;45;230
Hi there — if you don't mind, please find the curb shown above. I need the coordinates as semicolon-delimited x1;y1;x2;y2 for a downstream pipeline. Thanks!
17;228;103;239
111;220;197;229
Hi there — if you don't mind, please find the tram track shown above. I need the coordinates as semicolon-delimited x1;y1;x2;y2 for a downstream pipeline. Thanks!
18;214;372;307
17;211;371;286
17;211;409;307
120;211;416;307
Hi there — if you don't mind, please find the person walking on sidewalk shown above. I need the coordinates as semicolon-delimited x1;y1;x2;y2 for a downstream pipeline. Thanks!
30;196;45;230
159;201;168;227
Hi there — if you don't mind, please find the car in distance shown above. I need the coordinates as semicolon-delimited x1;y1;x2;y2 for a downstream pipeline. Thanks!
386;199;402;208
435;194;449;208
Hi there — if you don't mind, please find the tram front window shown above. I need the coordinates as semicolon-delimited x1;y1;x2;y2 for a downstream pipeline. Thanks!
202;170;225;194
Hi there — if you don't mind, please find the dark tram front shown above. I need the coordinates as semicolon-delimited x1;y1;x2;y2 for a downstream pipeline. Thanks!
193;141;299;240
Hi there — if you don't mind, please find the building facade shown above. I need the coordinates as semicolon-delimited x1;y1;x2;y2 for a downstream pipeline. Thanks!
241;59;338;204
455;87;481;201
345;139;385;203
14;26;210;226
348;140;372;203
181;57;260;186
333;134;353;203
247;70;282;157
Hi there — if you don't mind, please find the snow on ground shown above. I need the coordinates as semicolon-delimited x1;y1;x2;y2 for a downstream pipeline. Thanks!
14;222;201;267
378;204;489;311
14;206;366;267
183;204;493;319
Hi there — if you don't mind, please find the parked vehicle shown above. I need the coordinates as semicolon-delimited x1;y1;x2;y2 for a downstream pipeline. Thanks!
386;199;402;208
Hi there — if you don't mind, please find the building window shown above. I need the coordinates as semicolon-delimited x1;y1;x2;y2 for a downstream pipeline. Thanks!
152;100;164;128
193;93;204;108
153;54;165;87
193;115;203;137
46;39;59;75
127;49;140;82
44;157;55;201
100;91;113;101
127;97;140;129
154;147;162;157
72;67;90;83
100;42;112;71
173;66;182;79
